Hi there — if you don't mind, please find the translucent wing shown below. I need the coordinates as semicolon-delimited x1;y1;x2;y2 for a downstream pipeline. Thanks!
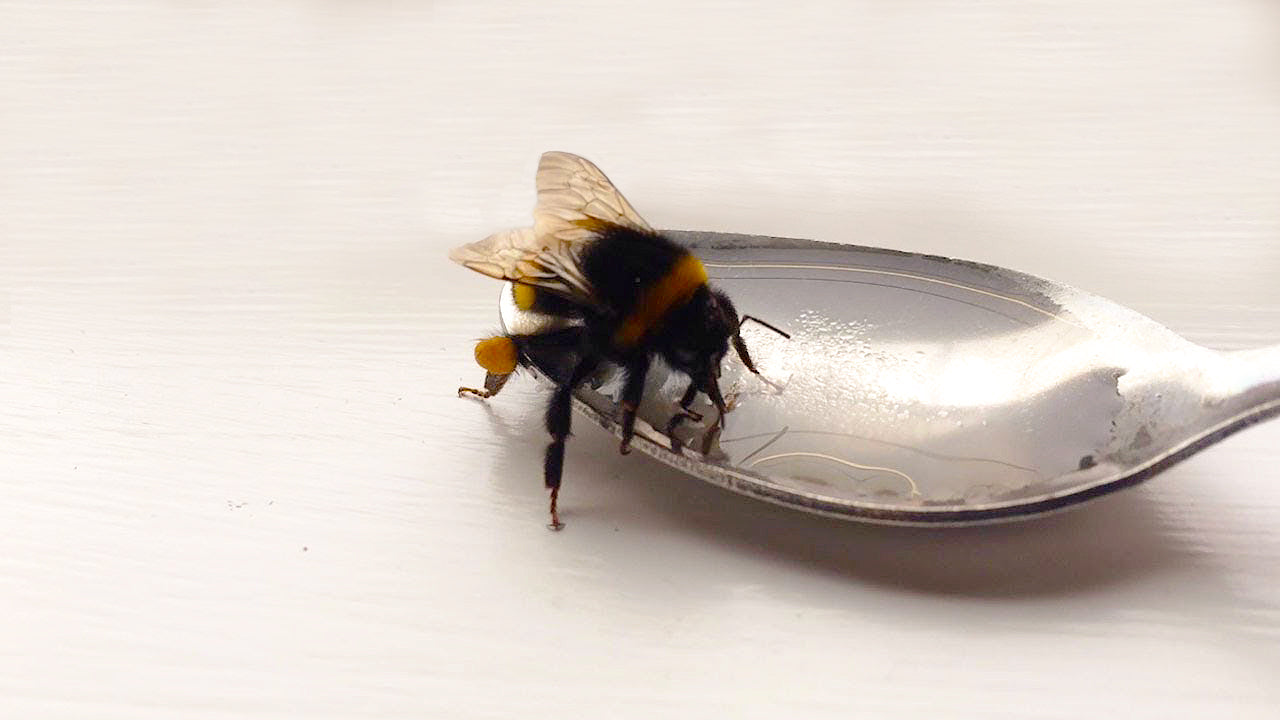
448;227;596;300
532;151;652;244
448;152;653;304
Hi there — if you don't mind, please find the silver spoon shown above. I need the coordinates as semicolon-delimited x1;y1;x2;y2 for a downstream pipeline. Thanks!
500;231;1280;526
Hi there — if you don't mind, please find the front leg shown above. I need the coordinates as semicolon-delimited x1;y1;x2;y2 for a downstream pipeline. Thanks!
699;372;730;456
665;382;702;455
618;356;650;455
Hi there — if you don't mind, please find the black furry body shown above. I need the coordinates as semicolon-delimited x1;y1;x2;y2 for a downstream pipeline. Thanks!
471;224;763;529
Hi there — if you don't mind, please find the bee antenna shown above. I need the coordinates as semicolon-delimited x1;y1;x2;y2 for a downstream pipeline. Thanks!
738;314;790;340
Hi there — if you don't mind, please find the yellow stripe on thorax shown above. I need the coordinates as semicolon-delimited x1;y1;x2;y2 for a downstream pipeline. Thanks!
614;253;708;348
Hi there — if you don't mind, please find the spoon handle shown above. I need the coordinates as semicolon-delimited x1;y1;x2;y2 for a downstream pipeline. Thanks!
1222;344;1280;408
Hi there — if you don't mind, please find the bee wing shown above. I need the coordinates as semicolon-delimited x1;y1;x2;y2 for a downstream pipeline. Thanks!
449;152;653;306
532;151;653;244
447;227;596;301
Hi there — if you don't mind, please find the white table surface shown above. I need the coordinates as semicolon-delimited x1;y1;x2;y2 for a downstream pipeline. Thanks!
3;2;1279;718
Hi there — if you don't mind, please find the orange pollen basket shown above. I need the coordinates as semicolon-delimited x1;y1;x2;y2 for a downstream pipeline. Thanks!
474;336;517;374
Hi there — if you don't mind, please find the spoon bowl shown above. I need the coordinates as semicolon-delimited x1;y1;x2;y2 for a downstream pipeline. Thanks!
504;231;1280;525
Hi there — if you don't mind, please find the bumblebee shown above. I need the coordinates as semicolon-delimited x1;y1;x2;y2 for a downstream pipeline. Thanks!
453;152;784;529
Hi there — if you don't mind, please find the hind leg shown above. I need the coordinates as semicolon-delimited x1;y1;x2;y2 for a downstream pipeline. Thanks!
458;371;511;399
543;354;600;530
459;335;519;398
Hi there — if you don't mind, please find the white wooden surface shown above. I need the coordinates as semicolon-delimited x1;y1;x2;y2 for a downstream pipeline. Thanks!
3;2;1279;717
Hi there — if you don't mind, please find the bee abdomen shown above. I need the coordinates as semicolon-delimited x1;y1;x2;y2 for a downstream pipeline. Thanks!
511;282;583;318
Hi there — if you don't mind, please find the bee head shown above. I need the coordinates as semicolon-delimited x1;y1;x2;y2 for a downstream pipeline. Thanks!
659;286;739;383
705;288;742;367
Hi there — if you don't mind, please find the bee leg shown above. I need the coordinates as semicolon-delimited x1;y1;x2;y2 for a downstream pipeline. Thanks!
732;334;760;374
700;423;724;457
664;382;702;455
699;373;730;456
618;357;650;455
543;354;600;531
458;371;511;399
461;336;520;398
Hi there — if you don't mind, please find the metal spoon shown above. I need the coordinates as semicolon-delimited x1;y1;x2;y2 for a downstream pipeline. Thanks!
500;231;1280;526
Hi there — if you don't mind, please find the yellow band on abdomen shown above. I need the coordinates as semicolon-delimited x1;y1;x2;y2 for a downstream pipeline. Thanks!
512;283;537;311
614;253;708;348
